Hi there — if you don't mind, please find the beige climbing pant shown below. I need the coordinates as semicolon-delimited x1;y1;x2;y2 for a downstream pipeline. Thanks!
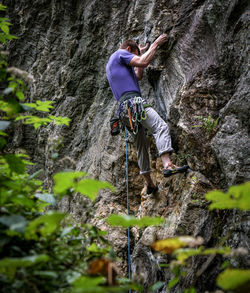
120;101;173;174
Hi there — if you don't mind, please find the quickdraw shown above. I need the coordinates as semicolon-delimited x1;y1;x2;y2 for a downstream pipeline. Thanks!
125;97;148;135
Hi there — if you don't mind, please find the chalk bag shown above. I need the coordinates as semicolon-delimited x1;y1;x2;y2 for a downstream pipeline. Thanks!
110;117;120;136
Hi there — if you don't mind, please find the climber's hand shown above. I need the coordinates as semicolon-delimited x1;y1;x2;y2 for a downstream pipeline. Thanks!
154;34;168;47
139;43;150;55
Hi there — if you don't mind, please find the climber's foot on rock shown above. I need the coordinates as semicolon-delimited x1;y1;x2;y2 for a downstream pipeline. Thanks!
163;163;189;178
146;185;159;195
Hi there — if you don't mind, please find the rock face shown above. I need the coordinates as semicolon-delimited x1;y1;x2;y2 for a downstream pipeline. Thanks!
5;0;250;292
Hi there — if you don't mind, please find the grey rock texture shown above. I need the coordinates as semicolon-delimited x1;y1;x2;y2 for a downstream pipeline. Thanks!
4;0;250;292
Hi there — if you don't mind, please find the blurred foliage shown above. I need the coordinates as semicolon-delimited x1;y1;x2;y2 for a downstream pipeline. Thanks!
206;182;250;210
107;214;165;228
217;269;250;291
53;171;115;201
152;236;203;254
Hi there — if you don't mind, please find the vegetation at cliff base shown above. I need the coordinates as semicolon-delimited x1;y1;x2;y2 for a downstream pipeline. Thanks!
0;6;120;292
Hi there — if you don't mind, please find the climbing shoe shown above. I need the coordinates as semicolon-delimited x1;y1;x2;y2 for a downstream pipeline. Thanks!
163;163;189;178
146;185;159;195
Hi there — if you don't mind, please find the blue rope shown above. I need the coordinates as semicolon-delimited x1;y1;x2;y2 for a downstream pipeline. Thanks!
125;127;131;290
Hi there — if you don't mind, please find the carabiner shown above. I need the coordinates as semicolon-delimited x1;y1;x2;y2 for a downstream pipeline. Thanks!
141;110;147;120
133;123;138;135
139;102;146;120
132;112;137;122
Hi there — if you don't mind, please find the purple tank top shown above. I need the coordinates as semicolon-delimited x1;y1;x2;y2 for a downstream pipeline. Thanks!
106;49;141;102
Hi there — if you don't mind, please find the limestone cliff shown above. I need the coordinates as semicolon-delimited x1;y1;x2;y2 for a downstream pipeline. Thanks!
5;0;250;292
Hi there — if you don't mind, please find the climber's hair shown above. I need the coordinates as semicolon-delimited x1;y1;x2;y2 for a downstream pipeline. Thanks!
120;40;140;55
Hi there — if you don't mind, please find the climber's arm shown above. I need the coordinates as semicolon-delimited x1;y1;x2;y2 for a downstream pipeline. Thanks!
134;67;144;80
133;43;150;80
129;34;168;69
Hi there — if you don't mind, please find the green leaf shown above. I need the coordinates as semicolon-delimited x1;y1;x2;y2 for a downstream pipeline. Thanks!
206;182;250;210
0;99;21;115
0;131;8;136
16;91;25;100
0;24;9;34
174;248;203;263
0;254;49;279
75;179;115;201
15;115;52;129
25;212;65;240
34;193;56;206
0;215;27;233
72;276;106;293
168;276;179;289
49;115;71;126
10;195;35;209
217;269;250;291
53;171;86;196
86;243;109;254
17;79;24;86
117;278;144;292
107;214;165;228
221;260;230;270
0;100;10;113
23;101;54;112
98;230;108;236
149;281;165;292
0;4;7;11
174;247;231;264
0;137;6;149
7;34;18;41
9;81;18;90
36;100;54;112
4;154;26;174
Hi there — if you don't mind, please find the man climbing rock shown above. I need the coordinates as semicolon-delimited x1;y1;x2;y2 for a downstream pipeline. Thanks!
106;34;189;194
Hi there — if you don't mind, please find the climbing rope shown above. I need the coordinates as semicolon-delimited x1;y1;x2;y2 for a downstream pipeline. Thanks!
125;127;131;291
122;96;151;290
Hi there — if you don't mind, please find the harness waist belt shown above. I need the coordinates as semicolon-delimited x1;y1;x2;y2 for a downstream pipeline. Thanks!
119;92;141;105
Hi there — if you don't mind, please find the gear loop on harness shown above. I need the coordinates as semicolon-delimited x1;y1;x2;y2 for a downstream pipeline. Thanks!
114;93;152;137
121;96;148;133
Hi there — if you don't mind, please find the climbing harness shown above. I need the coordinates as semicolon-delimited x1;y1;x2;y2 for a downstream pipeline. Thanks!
125;127;131;290
123;96;150;135
110;94;151;136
